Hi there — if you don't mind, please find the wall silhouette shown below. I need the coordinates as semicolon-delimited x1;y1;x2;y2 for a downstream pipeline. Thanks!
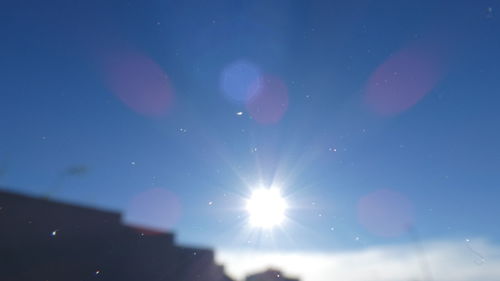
0;189;233;281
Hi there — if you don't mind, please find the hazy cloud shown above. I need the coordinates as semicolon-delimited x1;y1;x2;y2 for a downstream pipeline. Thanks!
216;238;500;281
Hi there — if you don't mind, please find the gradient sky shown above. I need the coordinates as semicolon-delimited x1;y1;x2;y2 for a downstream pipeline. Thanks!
1;0;499;259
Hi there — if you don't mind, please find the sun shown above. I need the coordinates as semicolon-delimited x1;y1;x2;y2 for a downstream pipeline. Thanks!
246;188;287;228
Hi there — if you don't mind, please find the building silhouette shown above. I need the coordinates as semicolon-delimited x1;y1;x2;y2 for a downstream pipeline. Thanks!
0;189;234;281
246;269;299;281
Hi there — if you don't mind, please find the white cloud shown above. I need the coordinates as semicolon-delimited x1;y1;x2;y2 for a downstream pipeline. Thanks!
216;238;500;281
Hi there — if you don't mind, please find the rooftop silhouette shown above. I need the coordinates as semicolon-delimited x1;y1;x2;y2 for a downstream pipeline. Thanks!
0;188;234;281
246;269;299;281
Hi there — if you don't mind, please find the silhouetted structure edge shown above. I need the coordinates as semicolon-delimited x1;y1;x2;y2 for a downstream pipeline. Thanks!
0;188;233;281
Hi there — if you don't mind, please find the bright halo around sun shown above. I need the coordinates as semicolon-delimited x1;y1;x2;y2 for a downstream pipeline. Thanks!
246;188;287;228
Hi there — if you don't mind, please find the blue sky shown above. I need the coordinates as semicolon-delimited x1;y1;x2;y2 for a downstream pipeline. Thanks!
1;0;499;258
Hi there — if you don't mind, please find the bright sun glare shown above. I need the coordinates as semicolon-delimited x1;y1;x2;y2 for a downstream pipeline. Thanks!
246;188;287;228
